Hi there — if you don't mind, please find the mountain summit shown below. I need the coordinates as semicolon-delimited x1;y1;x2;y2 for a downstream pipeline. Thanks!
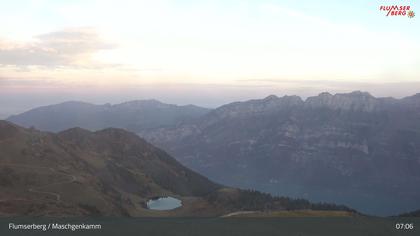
305;91;382;111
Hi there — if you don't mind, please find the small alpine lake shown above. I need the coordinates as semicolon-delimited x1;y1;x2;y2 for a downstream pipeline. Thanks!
146;196;182;210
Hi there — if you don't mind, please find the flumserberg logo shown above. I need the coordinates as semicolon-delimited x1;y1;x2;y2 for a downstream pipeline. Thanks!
379;5;415;18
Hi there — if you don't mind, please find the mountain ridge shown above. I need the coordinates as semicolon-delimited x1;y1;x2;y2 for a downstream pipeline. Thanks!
7;100;211;132
8;91;420;132
213;91;420;114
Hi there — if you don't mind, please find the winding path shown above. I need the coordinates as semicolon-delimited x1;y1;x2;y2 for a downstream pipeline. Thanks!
221;211;258;218
0;163;77;202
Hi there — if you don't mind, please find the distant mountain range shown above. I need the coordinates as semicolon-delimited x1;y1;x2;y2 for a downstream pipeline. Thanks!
0;121;352;216
7;100;210;132
399;209;420;217
5;91;420;216
139;91;420;216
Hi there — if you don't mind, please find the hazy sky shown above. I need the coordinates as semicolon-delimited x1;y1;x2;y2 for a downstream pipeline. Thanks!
1;0;419;117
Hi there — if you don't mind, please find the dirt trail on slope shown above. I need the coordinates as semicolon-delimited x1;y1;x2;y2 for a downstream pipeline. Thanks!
0;163;77;202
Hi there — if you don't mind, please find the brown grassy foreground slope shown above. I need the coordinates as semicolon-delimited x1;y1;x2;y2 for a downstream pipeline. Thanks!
0;121;354;216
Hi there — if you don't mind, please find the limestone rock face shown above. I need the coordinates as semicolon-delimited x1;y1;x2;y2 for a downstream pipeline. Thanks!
140;91;420;216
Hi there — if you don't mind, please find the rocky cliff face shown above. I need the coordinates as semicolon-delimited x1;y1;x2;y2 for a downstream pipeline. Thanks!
305;91;380;111
140;91;420;216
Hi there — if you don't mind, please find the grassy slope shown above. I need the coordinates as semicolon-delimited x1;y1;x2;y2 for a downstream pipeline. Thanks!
0;120;357;217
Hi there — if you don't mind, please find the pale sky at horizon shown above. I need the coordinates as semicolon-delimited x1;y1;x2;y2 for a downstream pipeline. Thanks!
1;0;419;117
